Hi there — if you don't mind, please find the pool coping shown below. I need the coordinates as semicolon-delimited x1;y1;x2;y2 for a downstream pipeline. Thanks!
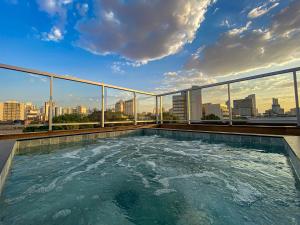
1;127;300;196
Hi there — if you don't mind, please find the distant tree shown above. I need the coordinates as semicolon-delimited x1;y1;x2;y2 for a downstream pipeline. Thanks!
162;112;180;121
53;114;90;123
202;114;220;120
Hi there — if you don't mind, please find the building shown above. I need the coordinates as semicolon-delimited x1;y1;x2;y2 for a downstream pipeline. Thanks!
43;101;53;121
0;103;3;121
62;107;72;115
172;92;186;120
202;103;229;120
115;100;125;113
24;103;40;123
76;105;87;115
190;87;202;121
264;98;284;116
54;106;63;117
124;99;134;116
0;100;25;121
286;108;297;116
233;94;257;117
24;102;40;123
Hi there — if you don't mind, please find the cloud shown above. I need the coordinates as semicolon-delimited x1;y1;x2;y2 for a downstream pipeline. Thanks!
228;21;252;36
36;0;72;16
248;1;279;19
36;0;73;41
220;19;234;28
156;69;216;93
185;0;300;77
111;62;125;74
42;26;64;42
76;0;214;63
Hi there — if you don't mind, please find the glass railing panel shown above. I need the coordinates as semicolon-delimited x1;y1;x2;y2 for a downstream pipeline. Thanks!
0;68;50;134
136;94;156;122
52;78;101;130
105;88;134;125
200;85;229;123
231;73;296;125
162;92;187;123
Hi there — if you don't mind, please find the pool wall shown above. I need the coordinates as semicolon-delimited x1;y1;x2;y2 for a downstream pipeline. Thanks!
1;127;300;196
16;129;142;151
0;141;17;195
143;128;285;148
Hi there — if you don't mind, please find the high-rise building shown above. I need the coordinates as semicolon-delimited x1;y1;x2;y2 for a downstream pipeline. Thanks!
172;92;186;120
233;94;257;117
76;105;87;115
124;99;134;116
44;101;56;121
62;107;72;115
287;108;297;116
44;101;50;121
0;100;25;121
54;106;63;117
0;103;3;121
202;103;229;120
264;98;284;116
115;100;125;113
190;87;202;121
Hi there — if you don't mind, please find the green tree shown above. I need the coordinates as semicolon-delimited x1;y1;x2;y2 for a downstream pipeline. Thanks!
202;114;220;120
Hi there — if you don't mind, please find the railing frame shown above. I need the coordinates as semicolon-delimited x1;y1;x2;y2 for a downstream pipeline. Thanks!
0;63;156;130
186;90;191;124
158;67;300;126
49;76;53;131
1;63;300;129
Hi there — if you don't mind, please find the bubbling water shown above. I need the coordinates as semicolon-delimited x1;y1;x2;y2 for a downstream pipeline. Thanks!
0;135;299;225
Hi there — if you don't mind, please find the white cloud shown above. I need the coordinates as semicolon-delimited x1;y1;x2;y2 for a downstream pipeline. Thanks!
185;0;300;77
220;19;233;28
42;26;63;42
111;62;124;74
36;0;72;16
228;21;252;36
36;0;73;41
76;0;214;63
248;1;279;19
156;69;216;93
110;60;146;73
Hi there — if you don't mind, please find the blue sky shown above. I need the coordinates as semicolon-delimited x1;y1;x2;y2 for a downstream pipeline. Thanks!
0;0;299;111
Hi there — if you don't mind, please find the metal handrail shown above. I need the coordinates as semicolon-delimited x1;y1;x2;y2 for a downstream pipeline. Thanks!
53;122;101;126
158;67;300;96
157;67;300;126
1;63;300;128
0;63;155;96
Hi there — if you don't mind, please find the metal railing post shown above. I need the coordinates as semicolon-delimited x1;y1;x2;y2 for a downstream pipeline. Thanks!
101;85;105;128
134;92;137;125
49;76;53;131
293;71;300;126
160;96;163;124
156;96;159;124
186;90;191;124
199;89;202;122
228;83;232;126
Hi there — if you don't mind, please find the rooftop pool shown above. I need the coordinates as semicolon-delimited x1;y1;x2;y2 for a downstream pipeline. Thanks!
0;133;299;225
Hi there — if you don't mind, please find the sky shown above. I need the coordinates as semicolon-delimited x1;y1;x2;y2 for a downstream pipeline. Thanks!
0;0;300;112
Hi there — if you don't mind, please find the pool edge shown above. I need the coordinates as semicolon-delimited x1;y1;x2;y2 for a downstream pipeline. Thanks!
0;140;17;196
